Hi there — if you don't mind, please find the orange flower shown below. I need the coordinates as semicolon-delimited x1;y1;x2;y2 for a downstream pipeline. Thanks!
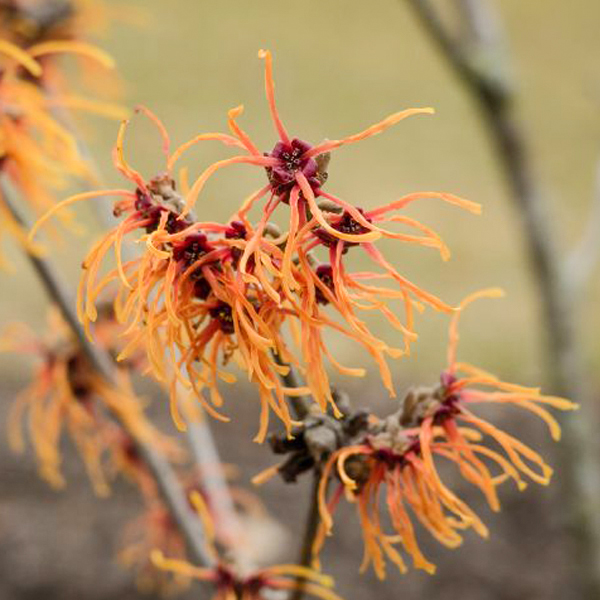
314;431;486;579
0;39;125;266
120;502;191;595
2;307;175;495
415;288;577;499
151;551;344;600
28;49;482;436
30;109;310;440
177;50;479;289
313;289;577;578
169;49;481;398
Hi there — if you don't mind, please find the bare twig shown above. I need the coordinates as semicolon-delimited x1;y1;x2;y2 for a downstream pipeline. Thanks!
273;352;312;420
185;413;242;552
1;174;214;569
403;1;600;596
565;158;600;292
290;472;322;600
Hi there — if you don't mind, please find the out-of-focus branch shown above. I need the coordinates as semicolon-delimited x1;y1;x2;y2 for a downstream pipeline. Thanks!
1;175;214;570
403;1;600;596
44;88;245;565
565;158;600;293
185;413;242;553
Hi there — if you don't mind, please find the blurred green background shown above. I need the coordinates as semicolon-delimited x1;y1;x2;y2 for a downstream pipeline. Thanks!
1;1;599;599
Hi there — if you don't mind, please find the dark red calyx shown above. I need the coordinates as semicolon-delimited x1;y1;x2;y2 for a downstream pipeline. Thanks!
436;371;462;421
172;233;212;265
432;384;461;425
135;188;186;234
315;264;335;305
433;401;460;426
225;220;255;269
265;138;321;201
193;277;212;300
66;353;92;403
215;566;236;590
313;208;372;252
440;370;457;389
134;187;153;212
134;174;191;234
225;220;247;240
372;438;421;470
173;232;220;299
243;575;266;596
372;447;405;469
335;208;371;236
209;302;235;334
121;435;140;464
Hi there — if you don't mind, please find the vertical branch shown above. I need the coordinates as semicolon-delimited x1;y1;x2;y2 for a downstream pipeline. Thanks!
272;355;321;600
273;351;311;420
402;1;600;596
565;159;600;292
290;472;322;600
185;413;242;550
1;175;214;570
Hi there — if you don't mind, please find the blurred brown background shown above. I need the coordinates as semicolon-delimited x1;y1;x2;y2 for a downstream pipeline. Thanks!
1;0;599;599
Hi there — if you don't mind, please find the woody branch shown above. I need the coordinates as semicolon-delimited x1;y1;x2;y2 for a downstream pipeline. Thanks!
402;0;600;596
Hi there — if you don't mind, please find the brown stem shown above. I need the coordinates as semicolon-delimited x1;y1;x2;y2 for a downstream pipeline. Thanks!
273;351;312;420
1;175;214;569
403;1;600;596
271;354;325;600
290;472;322;600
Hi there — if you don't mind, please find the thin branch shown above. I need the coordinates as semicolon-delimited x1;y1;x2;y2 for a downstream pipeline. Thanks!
403;1;600;597
185;413;243;554
565;158;600;292
273;351;312;420
1;174;214;569
290;472;322;600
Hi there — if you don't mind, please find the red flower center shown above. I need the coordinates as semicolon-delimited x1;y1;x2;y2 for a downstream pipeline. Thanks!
265;138;320;201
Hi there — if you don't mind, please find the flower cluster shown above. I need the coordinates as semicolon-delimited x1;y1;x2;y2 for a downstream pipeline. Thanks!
4;6;578;595
151;550;343;600
0;15;125;266
120;471;284;594
2;306;179;496
311;290;576;578
32;50;481;441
